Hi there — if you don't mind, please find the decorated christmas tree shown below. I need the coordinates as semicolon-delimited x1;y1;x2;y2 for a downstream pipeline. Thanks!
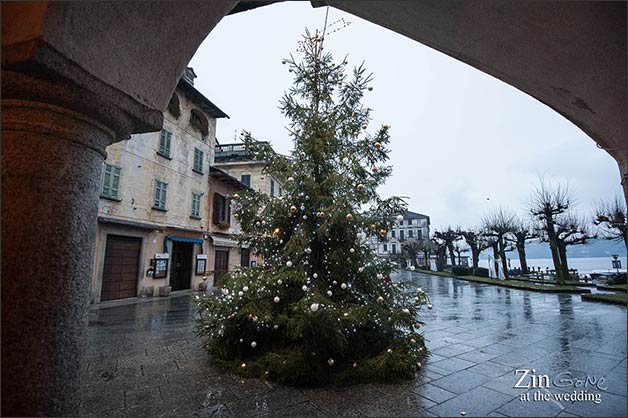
196;30;429;386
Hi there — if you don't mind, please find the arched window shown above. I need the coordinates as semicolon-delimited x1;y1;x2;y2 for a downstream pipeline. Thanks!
189;109;209;139
167;92;181;119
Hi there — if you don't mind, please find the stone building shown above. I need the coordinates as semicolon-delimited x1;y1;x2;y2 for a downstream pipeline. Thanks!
91;68;248;302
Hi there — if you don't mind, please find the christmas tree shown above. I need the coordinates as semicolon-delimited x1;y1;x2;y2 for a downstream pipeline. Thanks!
196;30;429;386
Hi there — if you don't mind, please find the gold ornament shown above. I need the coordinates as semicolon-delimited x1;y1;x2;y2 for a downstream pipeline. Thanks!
272;227;281;236
383;124;390;129
356;184;365;192
374;142;381;149
427;304;433;310
233;193;240;199
377;296;384;303
346;213;354;221
361;123;368;130
379;229;387;236
372;167;379;173
370;224;376;230
290;205;297;213
241;363;246;368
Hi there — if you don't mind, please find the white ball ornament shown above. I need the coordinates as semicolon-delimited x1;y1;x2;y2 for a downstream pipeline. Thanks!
287;176;294;182
238;291;244;297
402;308;410;314
349;248;355;253
377;296;384;303
273;324;279;329
274;296;280;303
410;339;416;344
332;280;337;285
251;341;257;348
328;358;335;366
286;261;293;268
277;279;283;285
310;303;320;312
396;214;404;222
302;285;308;291
243;286;249;292
387;349;392;353
341;283;347;290
327;290;333;296
239;338;244;343
358;267;364;273
377;273;383;280
342;157;349;164
410;266;416;271
313;273;318;279
427;304;433;310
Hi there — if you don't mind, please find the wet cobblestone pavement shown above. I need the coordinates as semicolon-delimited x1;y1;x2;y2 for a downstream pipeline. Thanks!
81;271;627;417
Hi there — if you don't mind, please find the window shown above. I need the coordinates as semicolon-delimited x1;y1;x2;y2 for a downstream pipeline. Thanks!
392;244;397;254
383;244;388;252
278;187;282;197
240;249;250;267
408;229;414;238
240;174;251;187
101;163;121;200
191;192;201;218
153;180;167;210
400;230;405;241
270;179;275;197
391;230;396;238
158;129;172;157
417;230;422;240
212;193;230;225
193;148;204;173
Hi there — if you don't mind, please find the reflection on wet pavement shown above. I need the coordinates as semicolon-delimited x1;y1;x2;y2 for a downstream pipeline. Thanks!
81;271;627;417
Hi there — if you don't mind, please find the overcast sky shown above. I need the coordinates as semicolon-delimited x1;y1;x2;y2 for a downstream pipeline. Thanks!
190;2;623;231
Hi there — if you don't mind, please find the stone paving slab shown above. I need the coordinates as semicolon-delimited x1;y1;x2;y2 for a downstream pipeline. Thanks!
81;272;627;417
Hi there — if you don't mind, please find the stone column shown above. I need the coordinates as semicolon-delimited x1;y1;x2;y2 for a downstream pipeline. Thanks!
1;71;123;416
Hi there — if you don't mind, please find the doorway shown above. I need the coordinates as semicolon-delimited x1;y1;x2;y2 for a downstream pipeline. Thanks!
214;249;229;286
170;241;193;291
101;235;141;301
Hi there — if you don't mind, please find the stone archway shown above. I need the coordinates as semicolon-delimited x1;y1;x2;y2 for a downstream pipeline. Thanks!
2;1;625;415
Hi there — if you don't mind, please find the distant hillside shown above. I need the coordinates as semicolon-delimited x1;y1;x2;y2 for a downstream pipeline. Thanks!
518;238;626;259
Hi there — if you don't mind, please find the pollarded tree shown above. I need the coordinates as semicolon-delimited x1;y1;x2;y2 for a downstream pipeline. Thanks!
433;227;461;267
594;197;627;250
506;219;537;275
431;235;448;272
555;213;591;280
529;178;572;284
483;207;517;280
196;30;429;386
459;228;491;275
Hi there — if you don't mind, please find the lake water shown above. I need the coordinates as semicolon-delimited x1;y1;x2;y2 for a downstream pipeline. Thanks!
480;256;627;275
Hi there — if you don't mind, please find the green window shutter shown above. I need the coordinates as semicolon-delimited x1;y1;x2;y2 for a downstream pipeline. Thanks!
154;180;167;209
191;192;201;217
111;166;121;198
160;182;167;208
102;164;112;196
193;148;203;172
159;129;172;156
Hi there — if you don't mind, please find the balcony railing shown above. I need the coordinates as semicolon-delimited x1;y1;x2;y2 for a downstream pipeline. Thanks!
214;143;252;161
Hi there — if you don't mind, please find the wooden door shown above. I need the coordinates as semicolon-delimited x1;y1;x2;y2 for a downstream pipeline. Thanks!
214;249;229;286
170;242;193;291
101;235;141;301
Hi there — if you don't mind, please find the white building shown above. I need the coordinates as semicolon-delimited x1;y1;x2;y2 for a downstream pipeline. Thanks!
370;211;431;259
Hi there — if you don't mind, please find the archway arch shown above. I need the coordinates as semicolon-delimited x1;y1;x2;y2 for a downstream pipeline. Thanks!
1;2;625;415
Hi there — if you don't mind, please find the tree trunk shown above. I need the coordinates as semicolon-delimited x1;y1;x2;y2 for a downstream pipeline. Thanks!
498;236;510;280
492;244;500;279
447;244;456;266
471;245;480;271
516;242;528;274
546;218;564;283
557;240;570;282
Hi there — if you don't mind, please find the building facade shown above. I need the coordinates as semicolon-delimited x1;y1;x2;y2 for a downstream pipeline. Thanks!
214;142;284;198
91;68;249;303
370;211;431;262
